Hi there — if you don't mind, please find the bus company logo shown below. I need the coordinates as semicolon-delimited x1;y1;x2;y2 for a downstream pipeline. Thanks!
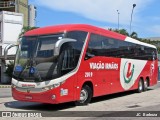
120;59;147;90
123;61;135;84
89;62;118;70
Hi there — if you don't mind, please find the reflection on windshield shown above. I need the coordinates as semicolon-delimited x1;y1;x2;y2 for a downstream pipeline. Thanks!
13;31;88;82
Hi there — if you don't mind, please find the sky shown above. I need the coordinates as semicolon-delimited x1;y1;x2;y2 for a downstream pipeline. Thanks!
29;0;160;38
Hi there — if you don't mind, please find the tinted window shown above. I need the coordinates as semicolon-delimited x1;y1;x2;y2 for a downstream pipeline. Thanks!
85;33;157;61
66;31;87;51
59;31;88;75
37;35;59;58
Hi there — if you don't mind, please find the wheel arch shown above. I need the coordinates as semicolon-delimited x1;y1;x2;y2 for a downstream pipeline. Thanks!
145;76;150;87
75;81;93;106
139;77;144;83
82;81;94;96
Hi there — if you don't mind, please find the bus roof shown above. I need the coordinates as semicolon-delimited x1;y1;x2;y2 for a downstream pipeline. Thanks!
24;24;125;40
24;24;156;49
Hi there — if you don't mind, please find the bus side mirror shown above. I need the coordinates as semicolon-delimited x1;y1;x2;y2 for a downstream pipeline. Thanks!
4;44;18;60
54;38;77;56
85;53;95;60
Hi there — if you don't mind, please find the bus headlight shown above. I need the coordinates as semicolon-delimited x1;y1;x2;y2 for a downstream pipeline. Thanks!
42;83;61;90
53;83;61;88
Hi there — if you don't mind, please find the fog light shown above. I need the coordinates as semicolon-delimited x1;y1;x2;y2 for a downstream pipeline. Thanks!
52;95;56;100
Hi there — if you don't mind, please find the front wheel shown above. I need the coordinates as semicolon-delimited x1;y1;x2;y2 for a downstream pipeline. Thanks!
75;85;92;106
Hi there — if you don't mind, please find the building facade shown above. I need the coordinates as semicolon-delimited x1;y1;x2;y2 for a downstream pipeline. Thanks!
0;11;23;84
0;0;28;26
0;0;37;84
28;4;36;27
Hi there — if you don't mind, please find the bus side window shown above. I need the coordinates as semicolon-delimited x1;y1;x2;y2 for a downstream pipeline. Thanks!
85;34;101;60
152;50;157;60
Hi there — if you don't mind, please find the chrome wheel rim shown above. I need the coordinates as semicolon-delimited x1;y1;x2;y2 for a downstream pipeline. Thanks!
144;81;147;88
80;89;88;103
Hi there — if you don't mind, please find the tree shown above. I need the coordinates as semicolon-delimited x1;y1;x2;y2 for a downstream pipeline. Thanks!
5;61;14;78
119;29;129;36
130;31;138;39
108;28;129;36
19;26;39;38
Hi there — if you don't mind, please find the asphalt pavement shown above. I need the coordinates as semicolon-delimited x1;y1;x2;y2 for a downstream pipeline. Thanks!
0;82;160;120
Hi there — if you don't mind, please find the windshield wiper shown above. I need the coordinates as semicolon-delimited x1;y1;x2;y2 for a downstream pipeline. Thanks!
30;57;42;82
17;59;30;79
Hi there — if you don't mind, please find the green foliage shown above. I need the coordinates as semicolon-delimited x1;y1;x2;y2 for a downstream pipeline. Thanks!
119;29;130;36
130;31;138;39
5;61;14;78
108;28;136;37
19;26;39;38
108;28;129;36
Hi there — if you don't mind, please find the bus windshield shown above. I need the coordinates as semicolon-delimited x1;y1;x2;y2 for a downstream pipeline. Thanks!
13;31;88;82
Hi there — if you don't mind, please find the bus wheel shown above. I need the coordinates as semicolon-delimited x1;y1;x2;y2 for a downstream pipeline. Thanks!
143;80;148;91
75;85;92;106
137;79;143;93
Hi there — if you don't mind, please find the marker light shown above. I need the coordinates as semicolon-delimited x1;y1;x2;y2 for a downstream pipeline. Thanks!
52;95;56;100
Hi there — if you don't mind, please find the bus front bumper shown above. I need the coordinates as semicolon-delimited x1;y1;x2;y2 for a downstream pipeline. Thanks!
12;87;60;104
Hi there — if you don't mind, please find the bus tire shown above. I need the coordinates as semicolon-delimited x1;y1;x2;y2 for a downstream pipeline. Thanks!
137;79;143;93
143;80;148;91
75;85;92;106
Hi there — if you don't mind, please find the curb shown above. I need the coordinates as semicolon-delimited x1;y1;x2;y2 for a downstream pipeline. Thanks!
0;85;11;88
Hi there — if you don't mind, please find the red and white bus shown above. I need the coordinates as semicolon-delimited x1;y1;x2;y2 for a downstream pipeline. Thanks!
11;24;158;105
